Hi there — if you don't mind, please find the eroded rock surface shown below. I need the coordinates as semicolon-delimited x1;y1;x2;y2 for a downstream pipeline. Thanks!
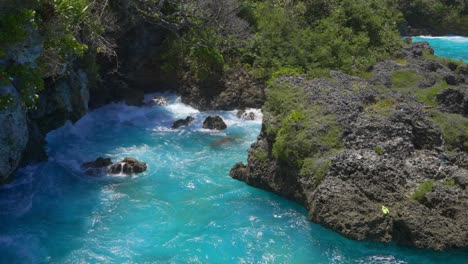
231;43;468;250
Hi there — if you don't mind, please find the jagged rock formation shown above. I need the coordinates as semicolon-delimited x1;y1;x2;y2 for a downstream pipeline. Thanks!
203;116;227;130
231;43;468;250
172;116;196;129
82;157;147;176
0;85;28;183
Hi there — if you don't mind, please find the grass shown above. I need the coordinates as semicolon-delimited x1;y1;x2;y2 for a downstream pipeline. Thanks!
423;50;465;71
414;81;450;106
356;70;374;79
412;180;436;203
365;97;396;117
392;70;422;88
430;110;468;151
395;58;408;66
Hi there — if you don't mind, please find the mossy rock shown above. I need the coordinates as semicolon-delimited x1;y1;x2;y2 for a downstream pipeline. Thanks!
430;110;468;151
414;81;450;106
392;70;422;88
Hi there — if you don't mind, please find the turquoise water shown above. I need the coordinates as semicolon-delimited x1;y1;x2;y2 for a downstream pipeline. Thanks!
3;35;468;263
1;95;466;263
412;36;468;62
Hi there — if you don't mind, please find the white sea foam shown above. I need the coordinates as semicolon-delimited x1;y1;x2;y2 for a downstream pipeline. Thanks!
414;35;468;43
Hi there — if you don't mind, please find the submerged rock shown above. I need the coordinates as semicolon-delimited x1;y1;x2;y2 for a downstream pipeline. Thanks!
172;116;196;129
203;116;227;130
82;157;147;176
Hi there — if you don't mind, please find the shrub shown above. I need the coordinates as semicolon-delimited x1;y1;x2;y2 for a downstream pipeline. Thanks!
412;180;436;203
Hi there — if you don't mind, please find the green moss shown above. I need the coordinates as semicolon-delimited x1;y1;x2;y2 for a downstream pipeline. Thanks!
414;82;450;106
430;110;468;151
374;147;384;155
300;157;332;188
365;97;395;116
356;70;374;79
442;178;456;188
412;180;436;203
391;70;422;88
251;147;268;161
395;58;408;66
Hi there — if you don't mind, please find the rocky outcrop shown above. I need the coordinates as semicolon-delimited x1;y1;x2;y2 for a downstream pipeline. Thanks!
172;116;195;129
82;157;147;176
179;67;266;111
109;157;147;175
436;88;468;116
0;85;29;183
82;157;113;176
237;110;256;121
203;116;227;130
231;43;468;250
23;67;90;164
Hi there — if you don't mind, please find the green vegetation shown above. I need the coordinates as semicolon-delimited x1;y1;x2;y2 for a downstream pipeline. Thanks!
374;147;384;155
442;178;457;188
300;157;333;188
397;0;468;35
422;50;465;71
251;147;269;161
264;81;342;188
155;0;404;88
391;70;421;88
412;180;436;203
430;110;468;151
414;82;450;106
366;98;396;116
0;0;114;110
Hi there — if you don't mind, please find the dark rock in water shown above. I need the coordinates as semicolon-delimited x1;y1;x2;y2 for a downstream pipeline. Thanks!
82;157;113;176
211;136;239;147
83;157;113;168
148;96;168;106
82;157;147;176
236;110;256;120
203;116;227;130
172;116;196;129
109;157;147;175
436;88;467;115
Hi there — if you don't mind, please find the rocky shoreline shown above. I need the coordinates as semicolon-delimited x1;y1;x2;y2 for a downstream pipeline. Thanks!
231;43;468;250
